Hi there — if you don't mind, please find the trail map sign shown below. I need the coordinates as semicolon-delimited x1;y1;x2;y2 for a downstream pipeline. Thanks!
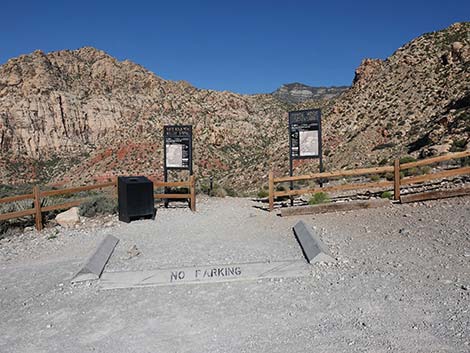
288;109;323;205
163;125;192;171
163;125;193;207
289;109;322;159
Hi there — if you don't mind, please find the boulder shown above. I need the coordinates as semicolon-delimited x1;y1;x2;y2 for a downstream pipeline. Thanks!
56;207;80;227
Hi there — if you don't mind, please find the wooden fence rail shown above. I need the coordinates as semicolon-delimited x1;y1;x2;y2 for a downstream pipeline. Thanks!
268;151;470;211
0;175;197;231
153;175;196;212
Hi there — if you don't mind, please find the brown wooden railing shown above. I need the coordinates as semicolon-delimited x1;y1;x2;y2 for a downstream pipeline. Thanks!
153;175;196;212
0;175;196;231
0;181;116;231
268;151;470;211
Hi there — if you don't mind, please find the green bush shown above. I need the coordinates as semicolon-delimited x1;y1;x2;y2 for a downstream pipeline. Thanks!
79;195;117;217
404;167;419;177
399;156;417;164
378;158;388;166
199;183;209;194
461;157;470;167
420;166;432;174
257;189;269;198
225;187;237;197
450;139;467;152
381;191;393;199
370;174;380;182
308;192;330;205
210;187;227;198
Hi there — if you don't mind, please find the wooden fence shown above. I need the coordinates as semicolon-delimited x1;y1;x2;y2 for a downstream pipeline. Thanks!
268;151;470;211
152;175;196;212
0;175;196;231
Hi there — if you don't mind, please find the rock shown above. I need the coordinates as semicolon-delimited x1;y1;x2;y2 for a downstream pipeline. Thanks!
352;58;383;87
451;41;464;53
55;207;80;227
399;228;411;236
127;245;140;259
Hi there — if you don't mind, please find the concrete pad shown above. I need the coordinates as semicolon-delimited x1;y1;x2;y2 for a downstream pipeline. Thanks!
293;221;335;264
72;235;119;282
100;260;310;290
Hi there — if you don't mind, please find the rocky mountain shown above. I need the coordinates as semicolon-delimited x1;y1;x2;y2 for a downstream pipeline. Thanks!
0;47;290;192
318;22;470;169
0;22;469;193
272;83;348;103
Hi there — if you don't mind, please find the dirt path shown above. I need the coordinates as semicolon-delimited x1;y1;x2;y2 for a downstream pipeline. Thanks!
1;196;469;352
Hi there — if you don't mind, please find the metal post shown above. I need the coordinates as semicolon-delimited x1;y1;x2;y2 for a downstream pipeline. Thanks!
209;176;213;195
163;132;169;208
289;155;294;207
319;156;324;188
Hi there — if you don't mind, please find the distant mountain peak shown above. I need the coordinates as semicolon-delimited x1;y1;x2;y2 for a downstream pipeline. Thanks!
272;82;348;103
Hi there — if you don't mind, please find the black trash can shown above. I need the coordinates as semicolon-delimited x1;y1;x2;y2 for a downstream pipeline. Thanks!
118;176;155;223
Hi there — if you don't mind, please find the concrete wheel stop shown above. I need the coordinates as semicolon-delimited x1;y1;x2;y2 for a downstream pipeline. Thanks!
292;220;335;264
72;235;119;283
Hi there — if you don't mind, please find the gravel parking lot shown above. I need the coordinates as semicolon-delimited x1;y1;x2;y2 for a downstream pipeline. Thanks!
1;196;469;352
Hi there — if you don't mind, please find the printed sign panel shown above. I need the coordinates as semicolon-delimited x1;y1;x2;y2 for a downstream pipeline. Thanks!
164;125;192;170
166;144;184;168
289;109;321;159
299;130;319;157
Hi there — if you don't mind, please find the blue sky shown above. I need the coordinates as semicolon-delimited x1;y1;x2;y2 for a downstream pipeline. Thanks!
1;0;469;94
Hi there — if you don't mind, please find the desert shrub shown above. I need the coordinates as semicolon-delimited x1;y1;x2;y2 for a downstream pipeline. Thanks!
199;183;209;194
257;189;269;198
399;156;417;164
225;187;237;197
308;192;330;205
370;174;380;182
79;195;117;217
372;142;396;151
381;191;393;199
384;172;394;181
404;167;419;177
450;139;467;152
210;187;227;198
378;158;388;166
460;157;470;166
420;166;432;174
276;184;286;192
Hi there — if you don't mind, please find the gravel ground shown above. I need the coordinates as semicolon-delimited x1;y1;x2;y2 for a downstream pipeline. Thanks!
0;196;469;352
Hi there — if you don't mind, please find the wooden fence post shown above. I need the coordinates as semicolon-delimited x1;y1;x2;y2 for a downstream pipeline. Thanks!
394;159;401;201
33;185;43;231
114;176;119;198
190;175;196;212
268;171;274;212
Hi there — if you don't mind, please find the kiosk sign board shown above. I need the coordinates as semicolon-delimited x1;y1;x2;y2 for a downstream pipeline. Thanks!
163;125;192;171
289;109;322;159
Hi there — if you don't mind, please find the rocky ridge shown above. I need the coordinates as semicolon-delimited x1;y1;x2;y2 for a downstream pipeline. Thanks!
0;23;469;192
316;22;470;168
